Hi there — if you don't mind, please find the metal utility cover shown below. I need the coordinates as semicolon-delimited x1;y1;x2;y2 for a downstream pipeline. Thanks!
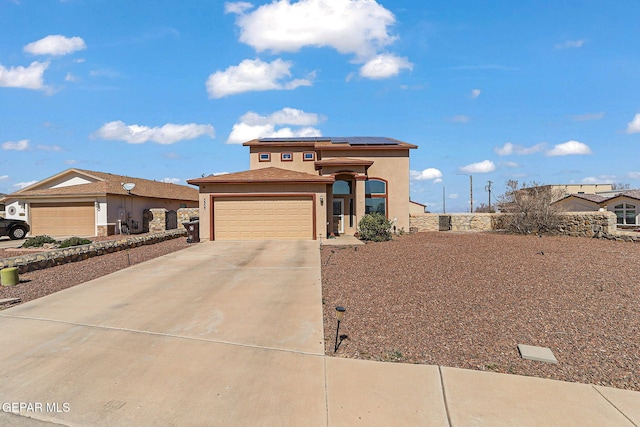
517;344;558;364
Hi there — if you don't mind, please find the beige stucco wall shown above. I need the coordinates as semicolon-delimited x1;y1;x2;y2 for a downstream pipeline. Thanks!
249;147;317;174
196;182;329;241
321;149;411;232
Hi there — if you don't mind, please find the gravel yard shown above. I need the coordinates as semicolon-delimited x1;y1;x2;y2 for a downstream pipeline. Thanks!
321;232;640;391
0;237;191;305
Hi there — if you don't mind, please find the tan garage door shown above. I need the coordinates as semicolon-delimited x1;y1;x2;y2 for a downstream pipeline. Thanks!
30;202;95;236
214;196;313;240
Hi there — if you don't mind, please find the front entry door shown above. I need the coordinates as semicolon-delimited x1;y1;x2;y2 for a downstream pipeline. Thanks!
333;199;344;234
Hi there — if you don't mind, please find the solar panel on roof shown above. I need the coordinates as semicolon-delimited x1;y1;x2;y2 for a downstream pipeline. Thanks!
258;137;330;142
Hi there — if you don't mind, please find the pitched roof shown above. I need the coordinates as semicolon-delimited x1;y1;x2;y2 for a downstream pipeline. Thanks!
187;167;335;185
7;168;198;201
602;190;640;203
314;157;375;167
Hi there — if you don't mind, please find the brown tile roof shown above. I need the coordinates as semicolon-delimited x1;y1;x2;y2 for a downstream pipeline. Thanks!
603;190;640;203
187;167;335;185
568;194;607;203
8;168;198;201
314;157;374;167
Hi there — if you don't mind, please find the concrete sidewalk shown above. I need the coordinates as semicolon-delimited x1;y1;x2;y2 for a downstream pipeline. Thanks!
0;240;638;426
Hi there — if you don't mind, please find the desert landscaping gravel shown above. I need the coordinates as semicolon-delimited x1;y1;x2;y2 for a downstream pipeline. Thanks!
321;232;640;391
3;232;639;392
0;237;191;305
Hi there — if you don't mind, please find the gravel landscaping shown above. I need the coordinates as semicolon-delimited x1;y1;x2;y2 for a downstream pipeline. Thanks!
321;232;640;391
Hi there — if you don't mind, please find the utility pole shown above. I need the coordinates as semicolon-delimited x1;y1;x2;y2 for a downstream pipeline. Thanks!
470;175;473;213
485;180;493;212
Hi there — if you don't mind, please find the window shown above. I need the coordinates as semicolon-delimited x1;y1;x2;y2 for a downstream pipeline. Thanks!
303;152;315;161
614;203;636;225
259;153;271;162
332;180;352;195
365;179;387;215
281;152;293;161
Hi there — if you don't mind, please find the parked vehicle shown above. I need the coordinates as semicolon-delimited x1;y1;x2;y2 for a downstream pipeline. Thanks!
0;216;30;240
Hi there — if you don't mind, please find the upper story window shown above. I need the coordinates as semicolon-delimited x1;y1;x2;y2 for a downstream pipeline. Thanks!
303;152;315;161
614;203;637;225
259;153;271;162
281;152;293;161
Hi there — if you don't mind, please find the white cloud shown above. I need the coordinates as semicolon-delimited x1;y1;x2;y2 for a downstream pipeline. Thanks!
224;1;253;14
359;54;412;79
555;39;585;49
227;108;323;144
65;159;76;165
2;139;29;151
410;168;442;182
0;175;8;181
571;112;604;121
227;123;321;145
24;35;86;56
241;108;323;126
581;175;616;184
628;172;640;179
13;181;37;189
206;58;312;98
547;140;592;156
471;89;481;99
37;144;62;151
230;0;397;60
0;61;49;89
626;113;640;134
65;72;78;82
460;160;496;174
449;193;459;199
93;121;215;144
494;142;545;156
161;177;182;184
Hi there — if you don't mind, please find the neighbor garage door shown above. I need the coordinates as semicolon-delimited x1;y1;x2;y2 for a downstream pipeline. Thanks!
213;196;313;240
30;202;95;236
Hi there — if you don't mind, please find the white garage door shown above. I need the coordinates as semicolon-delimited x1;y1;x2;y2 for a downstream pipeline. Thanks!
214;196;313;240
30;202;95;236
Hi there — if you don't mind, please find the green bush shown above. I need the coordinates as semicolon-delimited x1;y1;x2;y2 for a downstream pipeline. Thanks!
21;235;58;248
58;237;92;248
357;213;392;242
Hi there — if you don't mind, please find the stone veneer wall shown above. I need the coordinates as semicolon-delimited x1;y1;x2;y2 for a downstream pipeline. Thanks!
0;229;187;274
146;208;199;233
409;211;635;241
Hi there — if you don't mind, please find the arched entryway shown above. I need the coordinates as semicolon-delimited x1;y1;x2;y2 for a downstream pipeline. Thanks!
331;174;355;235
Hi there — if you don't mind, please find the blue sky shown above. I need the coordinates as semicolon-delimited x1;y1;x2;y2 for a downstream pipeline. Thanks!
1;0;639;213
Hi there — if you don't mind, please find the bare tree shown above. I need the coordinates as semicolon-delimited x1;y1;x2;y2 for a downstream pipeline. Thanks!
611;182;631;191
475;203;495;213
496;180;565;234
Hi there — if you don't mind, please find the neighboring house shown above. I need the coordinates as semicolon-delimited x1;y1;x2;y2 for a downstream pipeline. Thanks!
553;190;640;228
409;200;427;214
188;136;417;241
1;169;198;237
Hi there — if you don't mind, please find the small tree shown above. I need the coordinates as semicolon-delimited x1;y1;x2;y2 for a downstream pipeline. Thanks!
475;203;495;213
496;180;564;234
358;213;392;242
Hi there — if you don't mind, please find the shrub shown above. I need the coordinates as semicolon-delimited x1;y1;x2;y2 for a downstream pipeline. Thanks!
496;180;564;234
21;235;58;248
58;237;92;248
358;213;392;242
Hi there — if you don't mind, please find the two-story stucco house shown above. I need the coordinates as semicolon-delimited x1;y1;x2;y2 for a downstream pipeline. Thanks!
187;136;417;241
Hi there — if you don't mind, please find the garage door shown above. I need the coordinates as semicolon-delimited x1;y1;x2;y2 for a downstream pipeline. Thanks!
214;196;313;240
30;202;95;236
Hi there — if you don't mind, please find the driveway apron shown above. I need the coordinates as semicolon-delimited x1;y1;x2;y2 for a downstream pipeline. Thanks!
0;240;326;426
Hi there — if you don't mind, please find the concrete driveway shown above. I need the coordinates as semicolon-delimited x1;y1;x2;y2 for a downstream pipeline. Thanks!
0;240;327;426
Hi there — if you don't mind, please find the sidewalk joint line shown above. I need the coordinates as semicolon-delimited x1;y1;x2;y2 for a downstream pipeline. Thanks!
592;385;638;427
0;314;325;358
438;366;453;427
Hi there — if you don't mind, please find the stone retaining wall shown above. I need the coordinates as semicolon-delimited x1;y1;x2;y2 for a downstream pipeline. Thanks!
145;208;199;233
0;229;187;274
409;211;636;241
